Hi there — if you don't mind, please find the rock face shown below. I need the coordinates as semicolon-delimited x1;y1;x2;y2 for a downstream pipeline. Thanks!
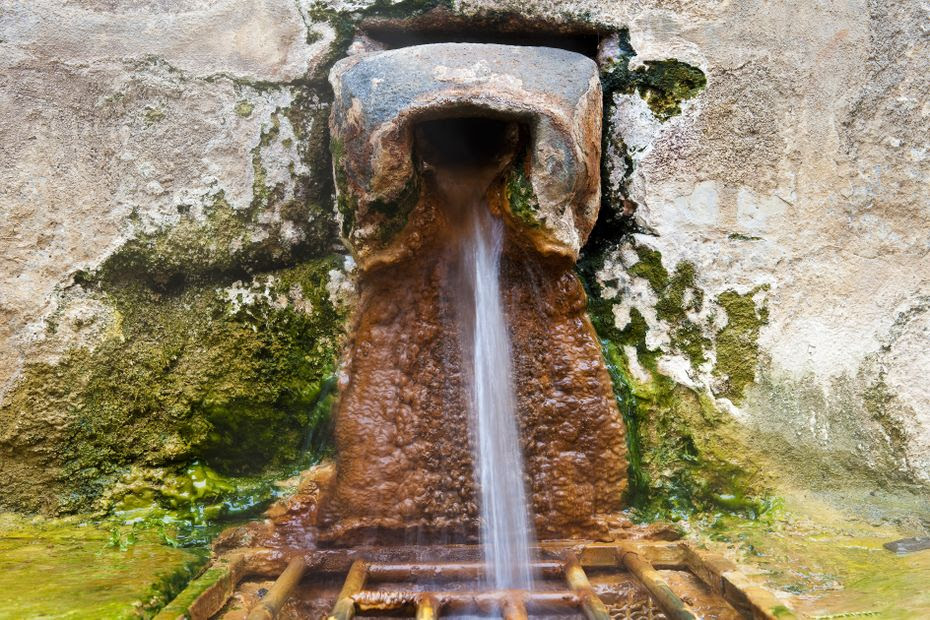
0;0;348;513
0;0;927;525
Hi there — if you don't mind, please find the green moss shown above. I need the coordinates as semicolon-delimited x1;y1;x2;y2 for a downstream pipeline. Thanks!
619;246;710;369
143;106;166;124
0;256;347;515
100;102;338;291
714;288;768;401
625;365;771;521
600;32;706;122
628;246;669;291
589;321;771;520
601;340;649;500
369;175;421;245
579;245;769;521
660;262;710;367
505;161;544;229
250;113;282;211
234;100;254;118
279;90;339;242
0;513;207;619
633;60;707;121
99;194;250;289
330;135;357;239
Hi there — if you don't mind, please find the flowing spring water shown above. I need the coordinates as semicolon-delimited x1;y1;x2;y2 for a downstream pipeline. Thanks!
461;205;536;591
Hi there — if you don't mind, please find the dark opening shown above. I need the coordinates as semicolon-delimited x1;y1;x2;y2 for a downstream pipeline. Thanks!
413;117;526;169
360;10;605;58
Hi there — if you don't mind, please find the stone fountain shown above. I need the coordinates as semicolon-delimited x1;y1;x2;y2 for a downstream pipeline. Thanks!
157;43;794;620
318;42;627;546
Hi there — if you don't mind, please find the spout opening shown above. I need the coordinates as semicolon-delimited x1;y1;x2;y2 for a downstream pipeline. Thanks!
413;116;527;171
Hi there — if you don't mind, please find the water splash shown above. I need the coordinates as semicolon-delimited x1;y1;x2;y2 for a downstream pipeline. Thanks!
461;206;536;591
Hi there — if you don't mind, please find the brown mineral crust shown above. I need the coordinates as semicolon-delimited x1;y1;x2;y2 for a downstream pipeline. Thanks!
315;174;627;544
501;245;628;540
316;224;479;545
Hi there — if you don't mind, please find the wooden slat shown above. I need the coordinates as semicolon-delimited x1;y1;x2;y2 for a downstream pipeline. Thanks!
616;543;700;620
563;552;610;620
154;552;247;620
682;544;797;620
246;556;307;620
415;594;439;620
327;560;369;620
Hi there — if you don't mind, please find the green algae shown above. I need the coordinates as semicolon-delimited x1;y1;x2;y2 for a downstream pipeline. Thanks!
0;256;347;515
691;491;930;619
0;513;208;619
600;339;649;501
107;462;299;545
153;561;231;620
505;160;543;229
714;287;769;401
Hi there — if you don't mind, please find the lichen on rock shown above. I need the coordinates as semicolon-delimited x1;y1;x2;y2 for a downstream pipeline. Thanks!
0;255;350;515
580;239;772;520
713;287;769;401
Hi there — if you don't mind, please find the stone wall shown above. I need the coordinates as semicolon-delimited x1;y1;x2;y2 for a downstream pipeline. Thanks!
0;0;927;518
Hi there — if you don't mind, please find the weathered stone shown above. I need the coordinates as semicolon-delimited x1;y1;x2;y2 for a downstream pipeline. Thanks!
329;43;602;268
0;0;927;528
0;0;348;513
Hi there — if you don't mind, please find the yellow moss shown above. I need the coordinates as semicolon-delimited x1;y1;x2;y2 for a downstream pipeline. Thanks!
0;513;207;618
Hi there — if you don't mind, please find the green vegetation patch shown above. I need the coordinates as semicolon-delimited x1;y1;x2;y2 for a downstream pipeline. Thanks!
714;287;769;401
0;256;346;515
0;513;208;619
692;491;930;618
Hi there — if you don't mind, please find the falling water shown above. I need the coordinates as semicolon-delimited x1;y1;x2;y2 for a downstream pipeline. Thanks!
462;206;536;591
417;116;537;591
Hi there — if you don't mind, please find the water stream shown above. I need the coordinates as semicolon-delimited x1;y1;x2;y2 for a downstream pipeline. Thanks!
419;117;537;592
461;205;536;591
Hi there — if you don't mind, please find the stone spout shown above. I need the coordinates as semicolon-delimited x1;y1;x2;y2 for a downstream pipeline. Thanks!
329;43;604;270
318;43;627;545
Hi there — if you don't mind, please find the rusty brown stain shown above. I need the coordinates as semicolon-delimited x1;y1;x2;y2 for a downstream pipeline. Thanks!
313;160;626;545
